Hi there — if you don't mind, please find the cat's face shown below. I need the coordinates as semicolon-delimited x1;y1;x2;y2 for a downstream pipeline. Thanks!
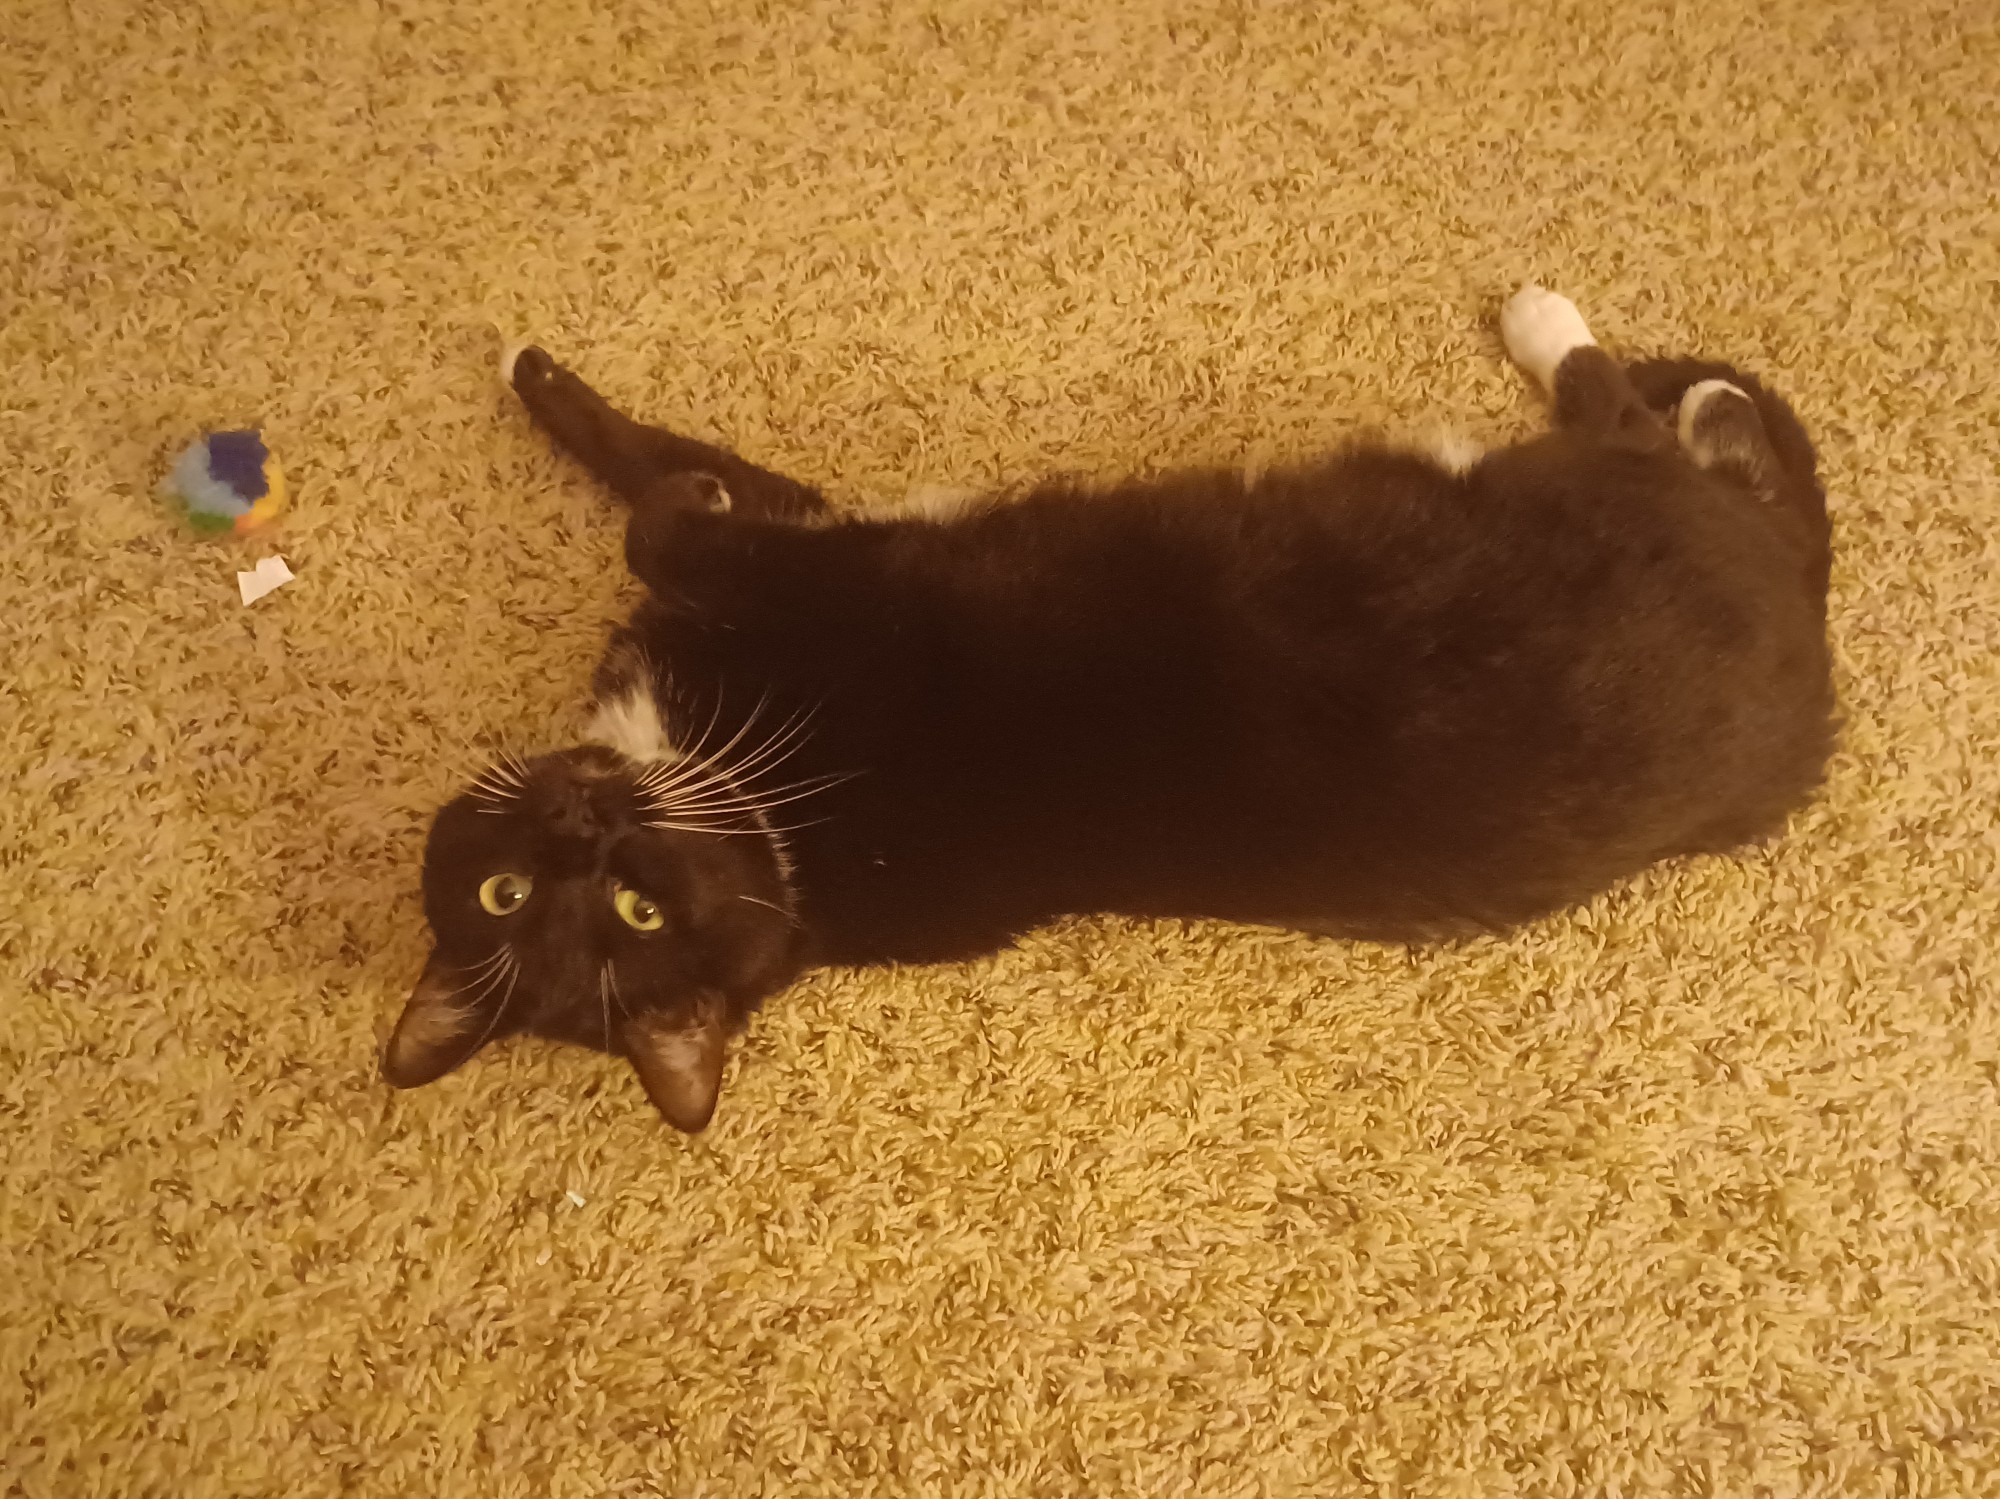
384;746;801;1130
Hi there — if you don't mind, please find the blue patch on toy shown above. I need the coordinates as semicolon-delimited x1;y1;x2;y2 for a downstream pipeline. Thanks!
203;430;271;499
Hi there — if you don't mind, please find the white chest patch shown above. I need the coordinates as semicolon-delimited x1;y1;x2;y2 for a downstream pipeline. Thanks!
587;683;682;765
1423;431;1485;475
891;482;990;521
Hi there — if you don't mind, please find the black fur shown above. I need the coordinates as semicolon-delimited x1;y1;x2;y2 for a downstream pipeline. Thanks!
385;312;1834;1129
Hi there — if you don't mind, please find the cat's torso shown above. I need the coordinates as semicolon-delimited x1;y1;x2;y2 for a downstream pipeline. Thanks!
601;437;1833;966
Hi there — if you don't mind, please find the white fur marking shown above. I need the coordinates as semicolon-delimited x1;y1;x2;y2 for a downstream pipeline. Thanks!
499;341;534;387
400;997;472;1047
1501;285;1597;392
654;1029;711;1075
1677;378;1751;451
893;483;989;521
751;805;798;883
587;683;682;765
1424;431;1484;475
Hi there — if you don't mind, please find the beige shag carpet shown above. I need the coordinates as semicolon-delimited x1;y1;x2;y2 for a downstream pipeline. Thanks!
6;1;1999;1494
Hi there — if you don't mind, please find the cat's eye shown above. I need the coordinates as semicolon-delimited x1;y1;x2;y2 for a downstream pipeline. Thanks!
478;873;534;916
614;886;665;932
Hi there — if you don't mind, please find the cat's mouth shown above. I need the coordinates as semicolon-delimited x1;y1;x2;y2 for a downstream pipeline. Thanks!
513;963;626;1055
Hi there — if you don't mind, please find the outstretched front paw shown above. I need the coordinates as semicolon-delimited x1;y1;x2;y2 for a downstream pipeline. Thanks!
497;342;630;467
1501;285;1597;393
501;342;559;396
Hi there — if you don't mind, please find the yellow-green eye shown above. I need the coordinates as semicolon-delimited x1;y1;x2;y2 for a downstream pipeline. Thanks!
614;886;665;932
478;872;533;916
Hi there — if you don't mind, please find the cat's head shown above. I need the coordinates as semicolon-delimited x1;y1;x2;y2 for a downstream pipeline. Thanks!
383;745;803;1130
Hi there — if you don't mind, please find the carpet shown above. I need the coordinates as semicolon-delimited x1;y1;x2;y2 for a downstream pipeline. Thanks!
5;1;1998;1494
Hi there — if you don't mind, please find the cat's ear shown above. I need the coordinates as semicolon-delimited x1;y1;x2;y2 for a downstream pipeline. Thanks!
620;1002;726;1133
381;950;507;1089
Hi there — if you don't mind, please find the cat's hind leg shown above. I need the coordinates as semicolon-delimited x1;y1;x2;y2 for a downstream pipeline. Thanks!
503;344;828;522
1500;285;1674;455
1625;357;1831;601
1677;379;1778;482
1623;356;1821;505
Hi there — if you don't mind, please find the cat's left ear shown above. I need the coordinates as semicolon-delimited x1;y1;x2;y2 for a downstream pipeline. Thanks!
381;949;507;1089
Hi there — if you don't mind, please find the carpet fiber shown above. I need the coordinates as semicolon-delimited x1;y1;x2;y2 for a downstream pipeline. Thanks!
5;1;1999;1494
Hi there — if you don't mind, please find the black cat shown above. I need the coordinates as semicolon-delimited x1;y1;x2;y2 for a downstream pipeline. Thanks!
383;288;1834;1131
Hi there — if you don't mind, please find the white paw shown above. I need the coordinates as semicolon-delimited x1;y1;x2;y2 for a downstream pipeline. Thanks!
1676;378;1752;451
1501;285;1596;392
499;340;535;387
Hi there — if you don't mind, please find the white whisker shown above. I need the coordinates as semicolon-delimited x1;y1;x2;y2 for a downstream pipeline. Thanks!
469;760;528;808
644;811;752;835
631;691;830;830
637;688;763;783
439;947;512;999
636;691;776;800
737;813;836;836
643;819;772;836
474;757;527;788
653;772;857;818
638;744;849;822
605;963;633;1023
461;952;521;1056
639;769;857;837
736;892;801;928
644;809;834;837
640;683;726;779
640;798;748;817
701;699;822;788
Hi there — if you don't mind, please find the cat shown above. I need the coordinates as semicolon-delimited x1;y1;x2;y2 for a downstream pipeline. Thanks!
382;287;1834;1132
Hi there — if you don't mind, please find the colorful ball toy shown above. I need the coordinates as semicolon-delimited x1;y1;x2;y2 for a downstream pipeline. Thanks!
161;429;287;536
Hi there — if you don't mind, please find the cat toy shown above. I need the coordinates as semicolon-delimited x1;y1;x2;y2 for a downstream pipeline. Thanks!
160;429;288;536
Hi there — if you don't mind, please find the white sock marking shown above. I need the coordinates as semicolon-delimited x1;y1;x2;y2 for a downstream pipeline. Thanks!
499;341;534;387
1501;285;1597;392
1677;378;1751;452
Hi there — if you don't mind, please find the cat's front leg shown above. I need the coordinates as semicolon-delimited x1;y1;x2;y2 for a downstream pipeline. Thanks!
503;344;829;522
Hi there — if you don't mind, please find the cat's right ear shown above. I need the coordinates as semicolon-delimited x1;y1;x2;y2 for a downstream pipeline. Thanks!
620;1004;727;1133
381;950;507;1089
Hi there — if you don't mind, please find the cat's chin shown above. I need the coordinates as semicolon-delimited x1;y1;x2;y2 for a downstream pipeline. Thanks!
517;997;620;1055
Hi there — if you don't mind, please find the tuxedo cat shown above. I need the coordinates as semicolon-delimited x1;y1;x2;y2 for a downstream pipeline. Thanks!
383;288;1833;1131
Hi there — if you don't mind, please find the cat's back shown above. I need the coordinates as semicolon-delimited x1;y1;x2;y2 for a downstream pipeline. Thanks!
882;436;1833;856
898;438;1822;675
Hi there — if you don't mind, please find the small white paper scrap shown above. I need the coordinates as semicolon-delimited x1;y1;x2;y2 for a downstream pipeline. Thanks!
565;1190;587;1208
237;555;295;606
